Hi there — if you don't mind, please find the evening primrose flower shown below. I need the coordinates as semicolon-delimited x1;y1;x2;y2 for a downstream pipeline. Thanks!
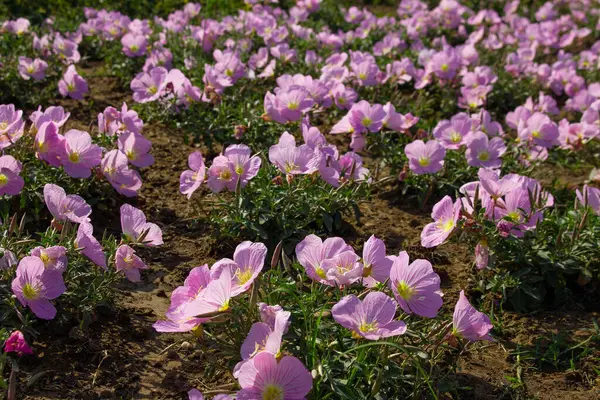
30;246;68;273
389;251;443;318
0;155;24;196
180;151;206;199
115;245;148;282
348;100;386;133
405;139;446;174
210;241;267;296
11;256;66;320
76;222;106;269
18;56;48;81
43;183;91;224
60;129;102;179
421;195;461;248
58;65;88;100
361;235;393;288
295;234;353;285
34;121;63;167
120;204;163;246
332;292;406;340
117;131;154;168
182;268;233;318
465;132;506;169
121;33;148;57
452;290;493;341
237;352;312;400
4;331;33;356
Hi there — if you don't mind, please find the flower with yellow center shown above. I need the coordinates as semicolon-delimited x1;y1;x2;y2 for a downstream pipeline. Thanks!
130;45;139;52
235;165;244;175
68;152;80;163
262;384;284;400
218;300;230;312
396;280;416;300
477;151;490;162
22;283;39;300
126;150;137;161
437;218;455;232
506;211;521;223
284;162;297;174
287;102;299;110
0;173;8;187
418;156;430;167
225;69;233;77
27;65;35;74
531;130;540;138
315;266;326;279
67;83;75;92
236;268;253;285
220;168;232;181
449;131;462;143
440;63;449;72
361;117;372;127
358;73;367;80
0;121;8;131
359;321;378;333
39;252;51;265
147;85;158;95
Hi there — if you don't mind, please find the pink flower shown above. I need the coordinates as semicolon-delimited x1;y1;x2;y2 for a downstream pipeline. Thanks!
115;245;148;282
207;145;261;193
4;331;33;356
76;222;106;268
421;195;461;248
0;104;25;150
268;142;318;176
237;352;312;400
180;151;206;198
405;139;446;174
43;183;91;223
58;65;88;100
382;103;418;132
348;101;386;133
240;307;290;361
101;150;143;197
154;265;213;332
389;252;443;318
121;33;148;57
332;292;406;340
131;67;168;103
11;256;66;320
433;115;473;150
60;129;102;178
322;250;363;287
361;235;393;287
120;204;163;246
34;121;64;167
517;112;559;148
211;241;267;296
465;132;506;169
117;131;154;168
18;57;48;81
452;290;493;341
30;246;68;272
575;184;600;215
182;268;233;318
0;155;24;196
296;235;352;285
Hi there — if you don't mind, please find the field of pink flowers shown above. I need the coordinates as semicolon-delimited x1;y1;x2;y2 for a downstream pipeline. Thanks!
1;0;600;399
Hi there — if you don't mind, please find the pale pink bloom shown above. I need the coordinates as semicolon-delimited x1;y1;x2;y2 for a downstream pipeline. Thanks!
332;292;406;340
452;290;493;341
58;65;88;100
182;268;233;318
117;131;154;168
295;235;353;285
405;139;446;174
34;121;64;167
361;235;393;288
76;222;106;268
43;183;91;224
30;246;68;272
60;129;102;179
18;57;48;80
421;196;461;248
101;150;143;197
115;245;148;282
0;155;24;196
120;204;163;246
211;241;267;296
465;132;506;169
180;151;206;199
389;252;443;318
322;250;363;287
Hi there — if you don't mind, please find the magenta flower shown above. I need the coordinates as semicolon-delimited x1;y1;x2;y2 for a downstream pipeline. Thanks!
295;234;353;285
0;155;24;196
332;292;406;340
4;330;33;356
131;67;168;103
117;131;154;168
58;65;88;100
211;241;267;296
121;33;148;57
465;132;506;169
115;245;148;282
60;129;102;178
576;185;600;215
517;112;559;148
421;195;461;248
11;256;66;320
180;151;206;199
348;101;386;133
389;252;443;318
452;290;493;341
76;222;107;268
18;57;48;81
405;139;446;174
120;204;163;246
43;183;91;224
361;235;393;288
237;352;312;400
30;246;68;272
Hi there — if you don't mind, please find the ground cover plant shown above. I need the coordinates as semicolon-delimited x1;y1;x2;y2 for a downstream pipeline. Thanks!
1;0;600;398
